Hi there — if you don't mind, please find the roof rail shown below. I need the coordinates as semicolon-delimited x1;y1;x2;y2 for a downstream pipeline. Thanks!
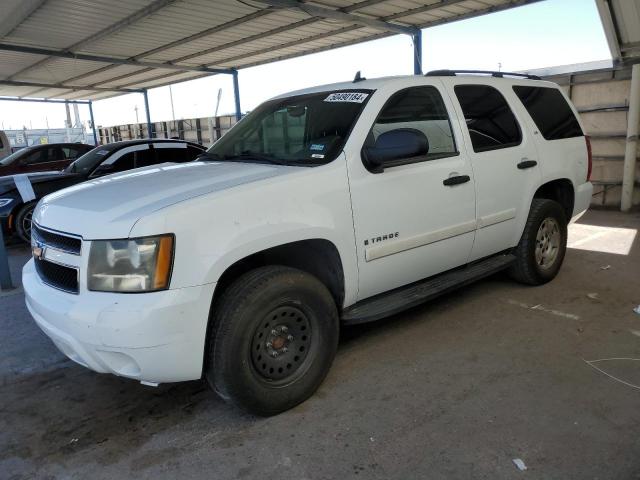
425;69;541;80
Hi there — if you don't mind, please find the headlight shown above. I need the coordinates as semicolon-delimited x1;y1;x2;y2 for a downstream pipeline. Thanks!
0;198;14;208
88;235;174;292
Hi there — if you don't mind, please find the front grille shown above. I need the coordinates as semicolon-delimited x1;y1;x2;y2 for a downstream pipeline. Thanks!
34;258;79;294
32;225;81;255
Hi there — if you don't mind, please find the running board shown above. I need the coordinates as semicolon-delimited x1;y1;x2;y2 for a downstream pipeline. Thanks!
341;254;516;325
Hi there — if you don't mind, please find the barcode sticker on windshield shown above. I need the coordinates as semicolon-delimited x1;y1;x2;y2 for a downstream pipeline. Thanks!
324;92;369;103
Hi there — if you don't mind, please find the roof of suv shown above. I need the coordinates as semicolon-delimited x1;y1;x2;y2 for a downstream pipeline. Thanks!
274;72;558;100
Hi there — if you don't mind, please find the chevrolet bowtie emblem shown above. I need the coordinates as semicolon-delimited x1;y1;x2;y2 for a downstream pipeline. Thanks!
32;245;44;260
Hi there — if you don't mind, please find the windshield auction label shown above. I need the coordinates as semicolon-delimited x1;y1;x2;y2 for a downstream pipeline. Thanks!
324;92;369;103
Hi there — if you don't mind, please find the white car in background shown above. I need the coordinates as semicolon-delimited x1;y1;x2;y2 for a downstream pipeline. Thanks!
23;70;592;415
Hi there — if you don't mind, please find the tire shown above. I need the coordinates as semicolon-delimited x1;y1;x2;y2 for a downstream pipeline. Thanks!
15;202;36;244
509;198;568;285
205;266;339;416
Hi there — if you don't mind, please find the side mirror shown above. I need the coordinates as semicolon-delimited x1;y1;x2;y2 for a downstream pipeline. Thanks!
362;128;429;173
91;164;115;177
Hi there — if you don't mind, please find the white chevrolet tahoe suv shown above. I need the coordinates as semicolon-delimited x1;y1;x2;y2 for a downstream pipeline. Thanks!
24;70;593;415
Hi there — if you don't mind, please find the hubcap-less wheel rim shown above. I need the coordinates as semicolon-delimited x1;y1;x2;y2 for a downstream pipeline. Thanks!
22;208;33;240
251;305;312;383
535;217;560;270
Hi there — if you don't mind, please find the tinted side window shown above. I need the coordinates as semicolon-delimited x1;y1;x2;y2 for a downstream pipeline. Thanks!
369;86;457;158
109;151;136;172
23;149;46;164
154;147;187;164
62;146;84;159
45;147;65;161
454;85;522;153
513;86;583;140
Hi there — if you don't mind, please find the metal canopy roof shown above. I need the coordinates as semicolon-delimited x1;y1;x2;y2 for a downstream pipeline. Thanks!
0;0;542;102
596;0;640;64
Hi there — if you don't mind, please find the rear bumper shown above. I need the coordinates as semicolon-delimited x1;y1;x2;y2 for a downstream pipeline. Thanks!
23;259;216;383
571;182;593;223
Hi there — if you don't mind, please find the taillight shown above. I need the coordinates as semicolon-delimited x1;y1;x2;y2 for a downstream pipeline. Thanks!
585;135;593;182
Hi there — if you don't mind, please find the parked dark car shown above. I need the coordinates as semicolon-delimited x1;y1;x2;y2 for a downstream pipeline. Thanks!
0;143;94;175
0;139;206;242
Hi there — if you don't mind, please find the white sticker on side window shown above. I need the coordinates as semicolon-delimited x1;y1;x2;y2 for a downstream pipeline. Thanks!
324;92;369;103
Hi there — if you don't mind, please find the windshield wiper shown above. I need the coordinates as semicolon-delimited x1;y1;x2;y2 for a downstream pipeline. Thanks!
222;151;290;166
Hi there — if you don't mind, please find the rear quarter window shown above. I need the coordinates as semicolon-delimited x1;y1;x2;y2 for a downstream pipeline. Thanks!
513;86;583;140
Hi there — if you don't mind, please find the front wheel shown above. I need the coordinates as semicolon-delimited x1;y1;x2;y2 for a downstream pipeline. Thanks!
509;198;568;285
205;266;339;416
15;202;36;244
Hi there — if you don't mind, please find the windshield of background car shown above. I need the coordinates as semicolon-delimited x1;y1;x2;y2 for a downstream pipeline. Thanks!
207;89;374;165
64;145;118;174
0;147;32;166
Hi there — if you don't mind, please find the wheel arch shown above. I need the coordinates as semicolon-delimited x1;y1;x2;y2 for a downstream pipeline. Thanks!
202;238;346;377
212;238;345;308
532;178;575;220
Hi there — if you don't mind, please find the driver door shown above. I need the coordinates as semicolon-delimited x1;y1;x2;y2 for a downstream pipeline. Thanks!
347;83;477;301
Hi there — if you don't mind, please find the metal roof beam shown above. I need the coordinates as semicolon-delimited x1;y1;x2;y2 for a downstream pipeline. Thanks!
257;0;419;35
381;0;474;20
0;43;234;75
0;0;47;39
7;0;180;80
595;0;622;63
16;0;390;90
0;79;143;95
0;96;90;105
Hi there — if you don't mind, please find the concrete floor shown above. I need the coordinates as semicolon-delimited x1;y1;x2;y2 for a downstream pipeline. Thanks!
1;209;639;480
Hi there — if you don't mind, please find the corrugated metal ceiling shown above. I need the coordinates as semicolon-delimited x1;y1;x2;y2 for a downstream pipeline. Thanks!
0;0;550;101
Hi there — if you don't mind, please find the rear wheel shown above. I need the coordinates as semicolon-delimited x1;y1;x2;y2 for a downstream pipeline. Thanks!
206;266;339;416
15;202;36;244
509;198;567;285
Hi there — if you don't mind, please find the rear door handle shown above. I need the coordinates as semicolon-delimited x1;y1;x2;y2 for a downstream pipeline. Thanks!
443;175;471;186
517;159;537;169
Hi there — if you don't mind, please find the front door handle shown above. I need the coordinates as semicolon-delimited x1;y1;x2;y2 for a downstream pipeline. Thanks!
443;175;471;186
517;159;538;169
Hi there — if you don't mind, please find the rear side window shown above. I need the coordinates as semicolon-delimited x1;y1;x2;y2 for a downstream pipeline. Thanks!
454;85;522;153
154;146;188;164
513;86;583;140
22;149;46;164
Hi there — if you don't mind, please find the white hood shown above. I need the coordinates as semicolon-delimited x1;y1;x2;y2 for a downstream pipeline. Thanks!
34;161;299;239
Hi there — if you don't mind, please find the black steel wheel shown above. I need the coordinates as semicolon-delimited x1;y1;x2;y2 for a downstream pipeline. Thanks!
251;305;313;383
206;266;339;416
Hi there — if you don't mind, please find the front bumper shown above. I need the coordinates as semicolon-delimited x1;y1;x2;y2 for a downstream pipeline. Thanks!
23;259;216;383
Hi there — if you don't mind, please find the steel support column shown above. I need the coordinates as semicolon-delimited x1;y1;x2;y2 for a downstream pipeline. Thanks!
88;100;98;145
232;69;242;121
412;30;422;75
622;63;640;212
142;89;153;138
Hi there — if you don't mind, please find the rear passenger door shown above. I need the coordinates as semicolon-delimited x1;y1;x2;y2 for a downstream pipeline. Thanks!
449;82;542;261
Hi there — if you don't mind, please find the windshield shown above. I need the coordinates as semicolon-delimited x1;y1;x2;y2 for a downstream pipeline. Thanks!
64;145;116;174
0;147;32;166
206;89;373;166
